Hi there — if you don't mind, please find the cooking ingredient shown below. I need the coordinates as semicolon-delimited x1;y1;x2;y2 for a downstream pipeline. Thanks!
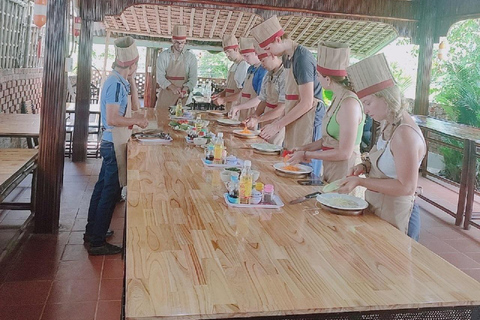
213;132;224;164
263;184;274;203
175;98;183;117
239;160;253;204
283;165;301;171
240;126;252;134
227;174;239;204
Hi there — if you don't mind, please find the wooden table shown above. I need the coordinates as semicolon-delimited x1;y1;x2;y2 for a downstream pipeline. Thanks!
65;102;101;115
413;115;480;229
0;113;40;148
125;109;480;319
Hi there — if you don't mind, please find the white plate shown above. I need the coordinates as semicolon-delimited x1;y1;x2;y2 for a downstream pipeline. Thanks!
217;118;241;126
224;193;284;209
207;110;227;116
202;158;243;168
232;129;260;138
316;193;368;211
273;162;313;174
137;137;172;144
251;143;282;152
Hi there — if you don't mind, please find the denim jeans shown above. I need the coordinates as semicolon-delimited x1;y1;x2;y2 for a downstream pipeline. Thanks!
310;101;326;177
407;203;421;241
85;140;121;246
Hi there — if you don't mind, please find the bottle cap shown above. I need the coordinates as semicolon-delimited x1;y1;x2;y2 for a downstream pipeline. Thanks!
255;182;264;191
244;160;251;167
264;184;274;192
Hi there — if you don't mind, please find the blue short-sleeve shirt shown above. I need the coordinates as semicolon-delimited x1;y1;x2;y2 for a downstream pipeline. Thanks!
244;64;267;95
101;70;130;142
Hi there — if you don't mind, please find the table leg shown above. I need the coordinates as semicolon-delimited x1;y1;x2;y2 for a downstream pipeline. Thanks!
463;140;477;229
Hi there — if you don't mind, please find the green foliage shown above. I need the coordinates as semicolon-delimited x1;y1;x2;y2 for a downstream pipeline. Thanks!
197;51;229;79
430;19;480;188
390;61;413;94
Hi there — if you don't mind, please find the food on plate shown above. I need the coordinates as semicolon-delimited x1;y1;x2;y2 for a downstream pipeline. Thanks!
240;127;252;134
323;196;358;209
282;165;301;172
225;167;241;173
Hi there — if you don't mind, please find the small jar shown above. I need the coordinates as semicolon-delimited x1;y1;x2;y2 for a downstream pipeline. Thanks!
263;184;274;203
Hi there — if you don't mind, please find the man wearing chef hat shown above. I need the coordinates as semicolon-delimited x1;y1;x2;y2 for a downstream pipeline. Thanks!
229;37;267;121
212;34;249;112
156;25;198;108
250;16;326;175
85;36;148;256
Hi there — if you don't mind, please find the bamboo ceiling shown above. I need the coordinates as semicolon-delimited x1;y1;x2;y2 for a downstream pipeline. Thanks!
102;4;398;58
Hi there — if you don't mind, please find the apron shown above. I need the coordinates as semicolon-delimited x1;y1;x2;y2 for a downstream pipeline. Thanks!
112;95;132;188
365;126;417;234
283;58;316;150
238;67;258;121
321;89;363;183
261;67;285;146
224;62;242;113
156;52;188;109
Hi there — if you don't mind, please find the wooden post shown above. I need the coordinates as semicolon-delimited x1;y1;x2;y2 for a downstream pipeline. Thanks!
101;30;111;88
35;0;68;233
72;18;94;162
413;1;437;116
144;47;159;108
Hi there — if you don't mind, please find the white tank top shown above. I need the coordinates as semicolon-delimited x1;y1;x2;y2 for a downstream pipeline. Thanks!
377;124;425;179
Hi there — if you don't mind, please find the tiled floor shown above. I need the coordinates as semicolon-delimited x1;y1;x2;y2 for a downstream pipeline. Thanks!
0;158;479;320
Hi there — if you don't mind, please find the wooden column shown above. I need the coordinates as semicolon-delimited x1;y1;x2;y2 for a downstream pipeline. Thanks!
413;1;437;116
144;47;159;108
72;18;93;162
35;0;68;233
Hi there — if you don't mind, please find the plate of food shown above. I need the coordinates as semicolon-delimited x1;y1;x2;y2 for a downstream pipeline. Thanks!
273;162;313;174
233;128;260;138
251;143;282;153
132;131;173;144
216;118;241;126
316;193;368;215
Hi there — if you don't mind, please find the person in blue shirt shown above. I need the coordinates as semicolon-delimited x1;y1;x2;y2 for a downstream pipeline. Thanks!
85;36;148;256
229;38;267;121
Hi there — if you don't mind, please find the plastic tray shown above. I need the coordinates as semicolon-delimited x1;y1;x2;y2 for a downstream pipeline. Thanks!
201;158;243;168
223;193;284;209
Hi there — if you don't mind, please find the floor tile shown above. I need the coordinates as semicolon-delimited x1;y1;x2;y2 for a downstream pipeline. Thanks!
95;300;121;320
0;280;52;307
6;259;58;282
444;239;480;252
41;301;96;320
99;278;123;301
46;279;100;304
55;259;103;281
436;252;480;269
460;268;480;283
0;304;44;320
102;259;124;279
61;244;91;261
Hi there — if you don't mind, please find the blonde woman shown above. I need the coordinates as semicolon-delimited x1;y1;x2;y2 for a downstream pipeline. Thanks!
338;53;426;235
288;43;364;184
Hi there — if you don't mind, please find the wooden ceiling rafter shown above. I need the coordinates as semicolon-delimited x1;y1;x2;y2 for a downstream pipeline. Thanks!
294;18;316;43
199;9;207;38
231;11;244;36
189;8;195;37
220;11;233;37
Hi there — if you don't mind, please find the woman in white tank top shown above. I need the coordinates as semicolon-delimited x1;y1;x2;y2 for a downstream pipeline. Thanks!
338;54;426;235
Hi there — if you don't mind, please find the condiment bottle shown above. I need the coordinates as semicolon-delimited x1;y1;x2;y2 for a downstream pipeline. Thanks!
175;98;183;117
213;132;224;164
255;182;264;200
263;184;274;204
205;145;214;162
227;173;239;204
239;160;253;204
195;115;202;131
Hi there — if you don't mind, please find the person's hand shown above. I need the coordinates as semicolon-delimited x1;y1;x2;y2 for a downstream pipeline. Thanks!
348;164;366;177
287;150;306;165
132;113;149;129
260;122;280;140
211;93;219;100
181;86;189;98
168;84;182;95
228;106;239;119
336;176;362;194
214;96;225;106
245;115;259;129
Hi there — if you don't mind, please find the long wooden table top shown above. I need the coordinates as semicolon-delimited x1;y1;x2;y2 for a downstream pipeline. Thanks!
126;108;480;319
0;149;38;195
66;102;101;114
0;113;40;137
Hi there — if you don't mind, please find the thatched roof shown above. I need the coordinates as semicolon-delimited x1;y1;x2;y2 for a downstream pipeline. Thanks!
102;4;398;58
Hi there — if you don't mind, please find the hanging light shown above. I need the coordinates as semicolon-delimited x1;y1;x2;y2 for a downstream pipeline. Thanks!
33;0;47;28
438;40;448;60
73;16;81;37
